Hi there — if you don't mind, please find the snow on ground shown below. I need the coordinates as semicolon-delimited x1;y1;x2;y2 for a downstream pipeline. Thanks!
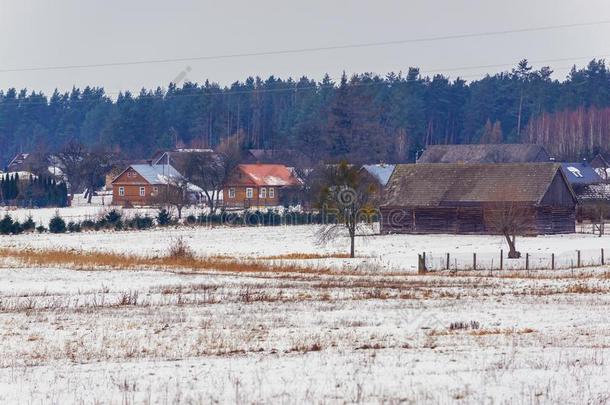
3;221;610;402
2;222;610;271
1;205;163;225
1;265;610;403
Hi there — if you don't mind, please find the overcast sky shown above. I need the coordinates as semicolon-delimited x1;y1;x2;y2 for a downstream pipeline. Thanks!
2;0;610;96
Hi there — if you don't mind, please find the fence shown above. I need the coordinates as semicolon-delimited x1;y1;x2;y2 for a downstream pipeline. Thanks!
418;248;610;273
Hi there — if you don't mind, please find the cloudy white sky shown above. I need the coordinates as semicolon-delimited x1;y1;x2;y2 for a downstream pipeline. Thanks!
1;0;610;96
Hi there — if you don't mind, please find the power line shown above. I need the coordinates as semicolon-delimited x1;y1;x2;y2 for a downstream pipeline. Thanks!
49;52;610;96
0;54;606;107
1;20;610;74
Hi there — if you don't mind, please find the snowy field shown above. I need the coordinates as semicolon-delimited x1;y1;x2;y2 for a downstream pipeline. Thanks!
2;219;610;271
2;222;610;403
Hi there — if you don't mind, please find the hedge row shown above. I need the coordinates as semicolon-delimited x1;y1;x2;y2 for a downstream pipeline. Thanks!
0;208;336;235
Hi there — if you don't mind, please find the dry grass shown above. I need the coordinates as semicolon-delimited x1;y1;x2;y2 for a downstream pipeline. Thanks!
470;327;536;336
258;252;352;260
0;248;333;275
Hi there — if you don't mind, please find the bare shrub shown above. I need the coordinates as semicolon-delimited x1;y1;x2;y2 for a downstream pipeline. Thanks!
449;321;481;331
167;237;195;261
117;291;139;306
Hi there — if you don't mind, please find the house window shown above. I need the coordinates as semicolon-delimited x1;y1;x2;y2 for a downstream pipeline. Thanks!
228;188;236;199
139;187;145;197
268;187;275;198
259;187;267;198
118;187;125;196
246;188;253;199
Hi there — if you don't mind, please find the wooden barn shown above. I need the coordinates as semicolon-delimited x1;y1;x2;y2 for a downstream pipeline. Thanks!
380;163;577;235
417;144;550;164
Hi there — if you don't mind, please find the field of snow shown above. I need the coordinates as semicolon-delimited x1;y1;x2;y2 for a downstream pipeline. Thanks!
2;220;610;272
2;222;610;403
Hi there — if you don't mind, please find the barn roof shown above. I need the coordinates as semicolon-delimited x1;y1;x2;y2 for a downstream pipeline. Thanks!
383;163;569;207
237;164;300;186
417;144;550;164
560;163;602;185
362;164;395;186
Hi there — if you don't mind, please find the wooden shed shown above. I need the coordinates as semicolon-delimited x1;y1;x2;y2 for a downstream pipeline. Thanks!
380;163;577;235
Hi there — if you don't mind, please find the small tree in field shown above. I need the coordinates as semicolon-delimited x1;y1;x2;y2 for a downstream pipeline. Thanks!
314;161;377;258
153;177;190;219
486;202;531;258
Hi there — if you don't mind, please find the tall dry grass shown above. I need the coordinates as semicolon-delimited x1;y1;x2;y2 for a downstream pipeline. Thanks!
0;248;333;275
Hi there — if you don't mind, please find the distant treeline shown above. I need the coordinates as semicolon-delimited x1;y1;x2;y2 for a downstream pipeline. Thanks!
0;174;68;207
2;59;610;163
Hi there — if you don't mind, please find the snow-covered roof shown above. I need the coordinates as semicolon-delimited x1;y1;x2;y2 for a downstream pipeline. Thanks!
128;164;182;185
362;164;396;186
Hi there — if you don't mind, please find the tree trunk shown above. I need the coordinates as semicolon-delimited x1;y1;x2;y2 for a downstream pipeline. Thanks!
504;232;521;258
350;234;355;258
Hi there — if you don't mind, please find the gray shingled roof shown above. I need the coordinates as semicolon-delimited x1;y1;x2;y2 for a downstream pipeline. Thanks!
130;164;182;185
417;144;550;164
383;163;566;207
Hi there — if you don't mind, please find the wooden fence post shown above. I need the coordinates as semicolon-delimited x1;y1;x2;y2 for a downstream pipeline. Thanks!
602;248;605;266
500;249;503;271
577;250;581;268
473;253;477;271
446;253;450;270
418;254;427;274
526;253;529;270
551;253;555;270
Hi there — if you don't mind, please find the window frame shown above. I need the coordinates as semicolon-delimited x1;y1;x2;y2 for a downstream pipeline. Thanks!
246;187;253;199
259;187;267;198
139;187;146;197
228;188;236;199
268;187;275;198
118;186;125;196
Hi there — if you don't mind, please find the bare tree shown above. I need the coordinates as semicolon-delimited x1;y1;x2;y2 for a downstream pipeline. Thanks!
485;202;531;258
82;150;113;203
55;140;86;195
153;176;190;219
182;132;244;211
314;161;377;258
55;141;113;203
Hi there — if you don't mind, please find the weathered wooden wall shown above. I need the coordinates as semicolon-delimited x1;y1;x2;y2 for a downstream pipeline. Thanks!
380;204;575;235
